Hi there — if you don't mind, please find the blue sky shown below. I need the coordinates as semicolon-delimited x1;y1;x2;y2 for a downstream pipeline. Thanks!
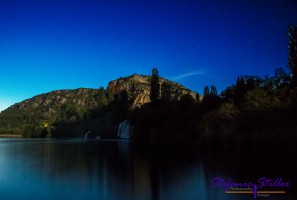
0;0;297;111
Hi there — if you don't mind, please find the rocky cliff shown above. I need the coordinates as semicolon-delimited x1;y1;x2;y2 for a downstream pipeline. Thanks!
16;88;99;111
107;74;197;107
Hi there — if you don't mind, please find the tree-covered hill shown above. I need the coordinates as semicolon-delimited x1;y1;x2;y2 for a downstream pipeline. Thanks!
0;88;100;135
0;74;197;137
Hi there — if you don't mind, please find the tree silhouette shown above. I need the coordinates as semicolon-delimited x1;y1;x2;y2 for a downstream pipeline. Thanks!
203;86;210;97
196;93;201;102
202;85;221;111
161;82;171;101
234;77;246;106
150;68;160;102
210;85;218;96
288;24;297;88
246;77;256;91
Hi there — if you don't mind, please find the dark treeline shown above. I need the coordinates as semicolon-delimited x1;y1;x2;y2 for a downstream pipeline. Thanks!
49;89;131;138
129;25;297;150
130;69;297;149
45;63;297;150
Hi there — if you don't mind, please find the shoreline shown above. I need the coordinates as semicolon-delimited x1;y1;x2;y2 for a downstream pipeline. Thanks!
0;134;22;138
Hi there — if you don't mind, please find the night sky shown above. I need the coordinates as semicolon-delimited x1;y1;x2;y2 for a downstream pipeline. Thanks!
0;0;296;111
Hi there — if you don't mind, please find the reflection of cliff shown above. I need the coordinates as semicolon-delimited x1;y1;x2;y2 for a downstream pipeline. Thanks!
107;74;198;107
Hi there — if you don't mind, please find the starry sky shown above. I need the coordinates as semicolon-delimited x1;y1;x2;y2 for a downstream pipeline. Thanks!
0;0;296;111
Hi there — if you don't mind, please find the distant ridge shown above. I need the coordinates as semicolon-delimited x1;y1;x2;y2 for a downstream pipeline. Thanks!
0;74;198;130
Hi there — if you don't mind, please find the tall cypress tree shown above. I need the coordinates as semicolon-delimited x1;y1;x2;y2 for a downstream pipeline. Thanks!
210;85;218;96
203;86;210;97
234;77;246;106
150;68;160;102
161;82;171;101
288;24;297;88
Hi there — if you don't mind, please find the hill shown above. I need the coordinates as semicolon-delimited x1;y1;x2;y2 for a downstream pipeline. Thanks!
0;74;197;136
107;74;198;107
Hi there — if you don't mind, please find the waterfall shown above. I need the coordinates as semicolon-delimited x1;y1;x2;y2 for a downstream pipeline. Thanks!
117;120;132;139
84;131;90;139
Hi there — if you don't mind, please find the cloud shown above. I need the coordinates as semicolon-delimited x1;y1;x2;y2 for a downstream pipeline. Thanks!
170;70;206;81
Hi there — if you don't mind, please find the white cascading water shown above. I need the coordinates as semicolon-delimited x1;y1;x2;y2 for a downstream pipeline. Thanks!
84;131;90;139
117;120;132;139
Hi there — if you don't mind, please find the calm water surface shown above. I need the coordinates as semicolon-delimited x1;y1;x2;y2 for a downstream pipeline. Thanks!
0;138;295;200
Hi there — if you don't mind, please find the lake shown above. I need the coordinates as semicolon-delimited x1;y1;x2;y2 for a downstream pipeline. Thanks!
0;138;296;200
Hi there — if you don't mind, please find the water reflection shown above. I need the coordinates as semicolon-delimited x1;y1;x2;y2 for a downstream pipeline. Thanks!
0;139;296;200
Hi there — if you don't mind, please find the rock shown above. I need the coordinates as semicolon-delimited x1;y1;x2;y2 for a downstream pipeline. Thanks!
107;74;198;107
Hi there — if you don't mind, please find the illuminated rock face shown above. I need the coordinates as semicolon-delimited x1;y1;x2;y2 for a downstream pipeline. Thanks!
16;88;99;110
107;74;198;108
8;74;197;112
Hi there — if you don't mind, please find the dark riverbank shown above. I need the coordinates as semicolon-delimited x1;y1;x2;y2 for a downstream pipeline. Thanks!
0;134;22;138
